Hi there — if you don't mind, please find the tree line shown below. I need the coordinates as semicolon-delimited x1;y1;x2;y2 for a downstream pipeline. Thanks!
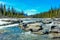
1;3;60;18
31;7;60;18
0;4;25;18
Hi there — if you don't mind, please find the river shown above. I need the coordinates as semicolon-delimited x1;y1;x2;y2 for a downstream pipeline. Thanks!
0;18;60;40
0;26;60;40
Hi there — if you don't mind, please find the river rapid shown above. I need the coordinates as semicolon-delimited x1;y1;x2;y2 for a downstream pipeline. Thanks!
0;18;60;40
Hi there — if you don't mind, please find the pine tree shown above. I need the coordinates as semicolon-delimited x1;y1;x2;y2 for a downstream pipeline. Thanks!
3;4;6;16
0;4;3;15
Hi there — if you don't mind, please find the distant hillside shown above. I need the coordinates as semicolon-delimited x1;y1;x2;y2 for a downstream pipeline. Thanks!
0;4;25;18
30;8;60;18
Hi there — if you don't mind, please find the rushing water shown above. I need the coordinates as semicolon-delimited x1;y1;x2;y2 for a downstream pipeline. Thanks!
0;18;60;40
0;26;60;40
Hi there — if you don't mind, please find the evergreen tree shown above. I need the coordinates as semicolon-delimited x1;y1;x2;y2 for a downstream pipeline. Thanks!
3;4;6;16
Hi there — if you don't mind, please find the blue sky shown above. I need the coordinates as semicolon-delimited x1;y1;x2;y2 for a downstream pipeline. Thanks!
0;0;60;15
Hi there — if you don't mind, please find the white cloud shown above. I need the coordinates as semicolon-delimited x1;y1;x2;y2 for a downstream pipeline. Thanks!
29;9;37;12
24;9;39;15
0;1;5;4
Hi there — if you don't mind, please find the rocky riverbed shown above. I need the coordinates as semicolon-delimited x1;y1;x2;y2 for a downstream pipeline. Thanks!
0;18;60;40
20;18;60;38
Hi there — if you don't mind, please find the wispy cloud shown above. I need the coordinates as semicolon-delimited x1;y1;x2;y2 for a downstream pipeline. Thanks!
0;1;5;4
24;9;39;15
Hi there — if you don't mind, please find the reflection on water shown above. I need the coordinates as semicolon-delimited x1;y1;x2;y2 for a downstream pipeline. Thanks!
0;26;60;40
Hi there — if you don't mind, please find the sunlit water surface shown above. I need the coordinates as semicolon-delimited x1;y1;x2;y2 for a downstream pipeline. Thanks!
0;26;60;40
0;18;60;40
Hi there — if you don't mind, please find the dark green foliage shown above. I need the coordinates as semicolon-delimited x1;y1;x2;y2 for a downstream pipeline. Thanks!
0;4;25;18
31;8;60;18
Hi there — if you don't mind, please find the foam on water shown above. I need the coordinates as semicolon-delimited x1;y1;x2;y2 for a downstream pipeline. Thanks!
21;31;37;36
